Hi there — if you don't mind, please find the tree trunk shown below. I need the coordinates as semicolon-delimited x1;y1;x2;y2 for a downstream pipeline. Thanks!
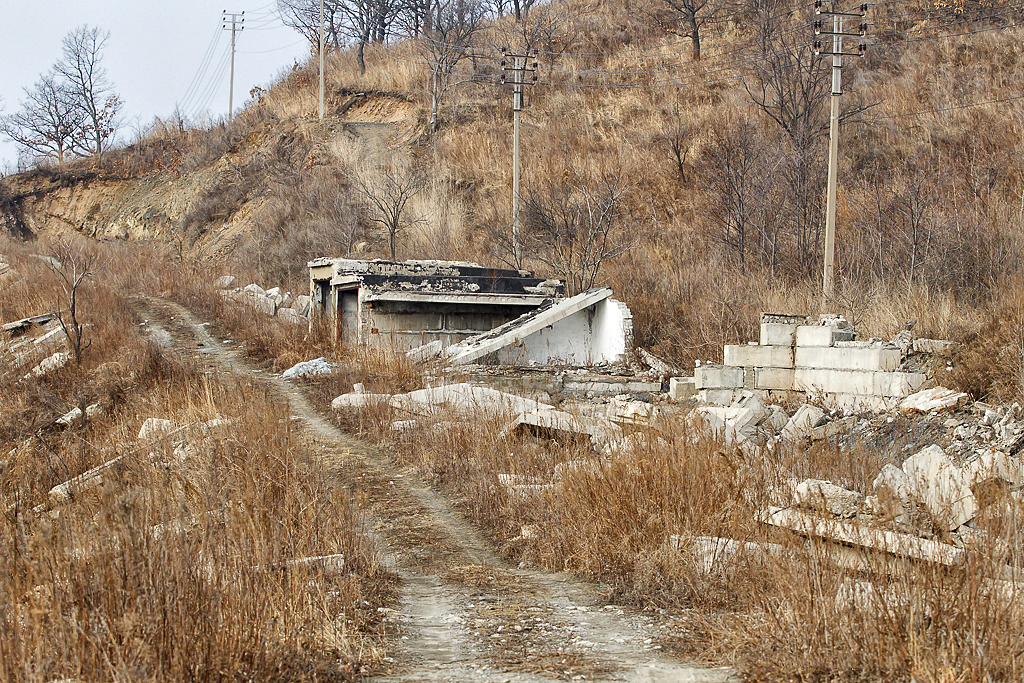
357;39;367;75
690;17;701;61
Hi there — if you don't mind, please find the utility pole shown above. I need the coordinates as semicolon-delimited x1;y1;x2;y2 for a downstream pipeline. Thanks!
223;10;245;123
813;1;866;308
500;48;538;269
319;0;325;120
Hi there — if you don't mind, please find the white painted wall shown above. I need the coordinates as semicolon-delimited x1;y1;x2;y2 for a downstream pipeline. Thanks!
493;297;632;366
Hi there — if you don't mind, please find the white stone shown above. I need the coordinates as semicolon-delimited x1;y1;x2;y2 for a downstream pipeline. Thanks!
795;325;836;347
671;535;785;575
780;404;825;442
243;283;267;297
794;346;902;371
698;389;736;405
874;371;927;398
138;417;175;440
55;403;103;426
293;295;311;316
282;357;337;378
962;450;1024;488
48;455;124;505
694;364;745;389
764;405;789;433
872;463;914;502
27;351;70;378
280;292;293;308
794;479;864;518
265;286;283;299
332;393;390;410
251;295;277;316
902;445;979;530
724;345;794;368
694;405;763;444
913;338;958;356
899;387;967;414
277;308;304;325
668;376;696;401
214;275;237;289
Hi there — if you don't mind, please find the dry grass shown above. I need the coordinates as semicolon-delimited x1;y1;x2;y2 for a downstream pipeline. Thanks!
0;236;392;682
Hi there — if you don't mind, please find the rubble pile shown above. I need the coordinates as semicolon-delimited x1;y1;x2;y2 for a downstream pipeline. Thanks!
1;312;71;379
677;312;955;412
215;275;310;325
0;254;15;287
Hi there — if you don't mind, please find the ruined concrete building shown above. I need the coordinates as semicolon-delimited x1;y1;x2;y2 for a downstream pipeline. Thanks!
308;258;633;366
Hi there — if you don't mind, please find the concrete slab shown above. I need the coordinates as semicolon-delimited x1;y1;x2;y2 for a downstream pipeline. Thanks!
724;344;794;368
780;404;824;442
695;364;746;389
49;455;125;505
873;463;914;502
754;367;794;390
214;275;237;289
794;479;864;518
874;371;928;398
794;346;901;371
899;387;968;413
902;445;978;530
913;338;959;356
668;376;696;401
760;323;799;347
698;388;737;405
794;368;875;395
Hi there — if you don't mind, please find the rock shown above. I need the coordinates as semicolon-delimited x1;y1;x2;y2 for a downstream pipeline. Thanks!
606;396;656;425
243;283;267;297
27;351;70;378
55;403;103;426
900;387;968;414
794;479;864;518
332;393;390;410
251;294;277;316
138;418;175;441
293;295;311;316
282;357;338;379
873;463;914;503
780;404;824;442
902;445;979;530
265;286;283;299
48;455;124;505
670;535;785;575
280;292;293;308
764;405;790;433
912;338;959;356
214;275;237;289
277;308;304;325
962;450;1024;488
694;403;764;444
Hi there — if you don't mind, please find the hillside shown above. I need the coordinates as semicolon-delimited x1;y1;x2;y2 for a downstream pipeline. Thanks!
4;0;1024;392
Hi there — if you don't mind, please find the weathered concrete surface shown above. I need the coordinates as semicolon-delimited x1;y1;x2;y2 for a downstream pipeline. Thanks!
694;364;745;390
780;404;824;442
794;479;864;518
899;387;968;414
669;376;696;401
902;445;978;530
723;344;794;368
794;346;901;372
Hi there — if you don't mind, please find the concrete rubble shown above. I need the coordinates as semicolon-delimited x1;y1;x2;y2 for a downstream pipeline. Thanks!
668;535;786;575
281;357;338;378
216;275;310;325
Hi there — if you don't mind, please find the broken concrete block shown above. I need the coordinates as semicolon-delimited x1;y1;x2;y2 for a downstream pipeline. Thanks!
794;346;901;372
695;364;745;389
695;405;762;444
780;404;825;442
282;357;337;378
808;416;857;441
794;479;864;518
251;295;277;316
760;322;799;347
265;286;283;299
824;393;896;415
912;338;959;356
874;371;928;398
292;295;311;316
280;292;293;309
760;506;965;565
55;403;103;426
899;387;967;414
902;445;979;530
724;345;794;368
764;405;789;433
331;393;391;410
512;408;621;444
606;397;656;425
215;275;237;289
34;327;66;349
668;376;696;401
27;351;70;378
48;455;125;505
243;283;267;297
277;308;304;325
754;367;794;390
138;418;175;441
671;535;786;575
796;326;838;347
962;450;1024;489
872;462;913;505
638;348;679;374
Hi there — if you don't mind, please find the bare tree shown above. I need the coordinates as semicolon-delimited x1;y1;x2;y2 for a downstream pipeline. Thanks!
46;238;99;366
420;0;485;132
524;169;637;295
648;0;726;60
493;1;572;66
351;158;426;259
0;73;84;164
278;0;399;74
55;26;122;160
656;106;695;184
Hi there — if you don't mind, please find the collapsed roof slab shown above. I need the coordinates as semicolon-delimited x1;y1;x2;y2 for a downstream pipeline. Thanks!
444;288;632;367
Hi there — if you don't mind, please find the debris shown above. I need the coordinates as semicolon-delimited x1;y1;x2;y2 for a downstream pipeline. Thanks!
694;401;765;444
899;387;968;414
214;275;237;289
26;351;69;378
138;417;175;441
668;535;785;575
961;450;1024;488
638;348;679;375
606;396;656;426
55;403;103;426
668;376;696;401
760;506;964;566
872;464;914;503
901;445;978;530
511;408;621;445
780;404;824;442
407;339;443;362
794;479;864;518
912;338;959;356
281;357;337;378
48;455;125;506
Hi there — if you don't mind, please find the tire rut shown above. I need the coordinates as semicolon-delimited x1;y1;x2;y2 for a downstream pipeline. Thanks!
129;296;735;683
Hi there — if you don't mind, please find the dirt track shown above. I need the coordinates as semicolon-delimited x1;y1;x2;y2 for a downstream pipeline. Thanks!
131;296;735;683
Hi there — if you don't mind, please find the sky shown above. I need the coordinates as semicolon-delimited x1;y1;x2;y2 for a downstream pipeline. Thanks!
0;0;314;171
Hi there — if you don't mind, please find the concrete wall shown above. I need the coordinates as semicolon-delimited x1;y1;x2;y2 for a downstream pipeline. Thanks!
492;297;632;366
364;302;535;352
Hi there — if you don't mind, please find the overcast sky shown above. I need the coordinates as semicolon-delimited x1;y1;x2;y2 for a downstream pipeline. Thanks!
0;1;313;172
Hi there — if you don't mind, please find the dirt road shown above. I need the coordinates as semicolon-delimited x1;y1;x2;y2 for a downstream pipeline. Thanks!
131;297;734;683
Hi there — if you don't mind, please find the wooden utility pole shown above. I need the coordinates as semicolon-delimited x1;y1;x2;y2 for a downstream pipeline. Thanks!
223;10;245;122
319;0;325;119
813;1;866;308
500;48;538;269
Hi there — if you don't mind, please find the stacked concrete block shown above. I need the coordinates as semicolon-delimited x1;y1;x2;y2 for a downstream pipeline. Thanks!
695;364;745;390
724;344;794;368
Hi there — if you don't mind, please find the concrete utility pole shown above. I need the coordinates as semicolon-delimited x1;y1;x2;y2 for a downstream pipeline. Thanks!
813;1;866;308
319;0;325;119
223;10;245;123
500;48;538;269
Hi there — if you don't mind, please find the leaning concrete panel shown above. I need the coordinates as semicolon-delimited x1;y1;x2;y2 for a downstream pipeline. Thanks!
446;288;614;366
724;345;794;368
